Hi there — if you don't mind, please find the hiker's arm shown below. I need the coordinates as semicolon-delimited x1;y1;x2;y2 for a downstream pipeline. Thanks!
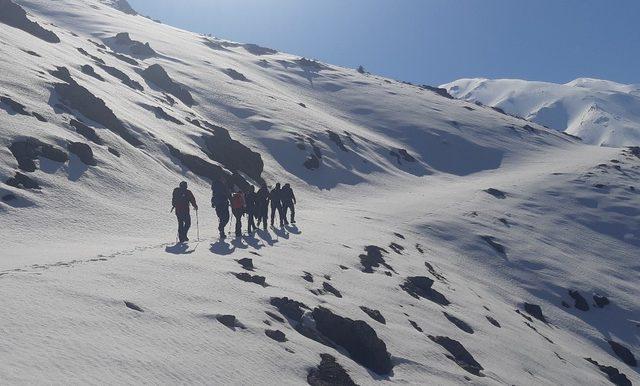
190;192;198;210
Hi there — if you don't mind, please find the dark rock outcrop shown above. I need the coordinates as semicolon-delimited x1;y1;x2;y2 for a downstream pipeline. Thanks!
270;297;310;323
585;358;631;386
9;138;68;172
217;314;245;330
124;301;143;312
140;103;181;124
77;47;105;65
223;68;249;81
486;316;501;328
608;341;637;367
322;282;342;298
141;64;195;106
304;154;321;170
105;32;156;58
484;188;507;199
312;307;393;375
81;65;104;81
233;272;267;287
443;312;474;334
68;142;97;166
51;67;143;147
569;290;589;311
594;294;610;308
5;172;40;190
524;303;548;323
360;306;385;324
243;43;277;56
327;131;348;152
307;354;358;386
237;258;254;271
401;276;450;306
359;245;394;274
0;0;60;43
429;335;484;376
97;64;144;91
420;85;454;99
265;329;287;342
1;96;29;115
70;119;104;145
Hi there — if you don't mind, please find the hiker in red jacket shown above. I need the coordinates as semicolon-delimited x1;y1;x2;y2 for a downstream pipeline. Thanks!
230;186;246;238
171;181;198;243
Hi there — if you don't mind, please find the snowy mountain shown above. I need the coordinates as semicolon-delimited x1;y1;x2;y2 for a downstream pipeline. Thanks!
442;78;640;147
1;0;639;384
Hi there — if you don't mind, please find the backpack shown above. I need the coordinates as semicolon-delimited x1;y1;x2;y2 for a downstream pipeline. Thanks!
231;192;245;210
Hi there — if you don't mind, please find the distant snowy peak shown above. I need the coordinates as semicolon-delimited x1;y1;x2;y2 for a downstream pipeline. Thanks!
442;78;640;147
98;0;137;15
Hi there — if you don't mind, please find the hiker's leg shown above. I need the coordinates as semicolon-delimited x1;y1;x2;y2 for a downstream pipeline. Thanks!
177;214;185;241
290;204;295;223
184;212;191;240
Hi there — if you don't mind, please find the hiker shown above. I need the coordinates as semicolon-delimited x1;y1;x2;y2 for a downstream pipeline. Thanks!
245;185;257;234
211;177;231;238
269;183;284;227
255;183;270;230
230;186;246;238
281;183;296;225
171;181;198;243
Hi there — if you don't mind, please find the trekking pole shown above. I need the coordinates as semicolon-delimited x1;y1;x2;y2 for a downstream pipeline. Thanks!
196;209;200;242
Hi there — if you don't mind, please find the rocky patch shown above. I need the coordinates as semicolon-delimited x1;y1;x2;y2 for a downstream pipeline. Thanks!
97;64;144;91
270;297;310;323
608;340;637;367
233;272;267;287
216;314;245;330
569;290;589;311
223;68;249;81
484;188;507;199
409;320;423;332
486;316;501;328
0;0;60;43
585;358;631;386
429;335;484;377
51;67;143;147
389;149;416;165
327;131;348;152
265;329;287;342
304;154;321;170
425;262;447;283
104;32;156;58
141;64;195;106
81;65;105;81
77;47;105;65
443;312;474;334
401;276;450;306
524;303;548;323
243;43;277;56
1;96;29;115
236;258;254;271
68;142;97;166
140;103;182;124
307;354;358;386
9;137;68;172
594;294;610;308
321;282;342;298
302;271;314;282
359;245;395;274
124;301;143;312
312;307;393;375
5;172;40;190
388;242;404;254
360;306;385;324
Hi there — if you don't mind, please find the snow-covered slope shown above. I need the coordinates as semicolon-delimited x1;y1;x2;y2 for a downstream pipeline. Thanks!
1;0;639;384
442;78;640;147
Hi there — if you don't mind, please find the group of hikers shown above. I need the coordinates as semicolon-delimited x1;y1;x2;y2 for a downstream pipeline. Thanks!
171;178;297;242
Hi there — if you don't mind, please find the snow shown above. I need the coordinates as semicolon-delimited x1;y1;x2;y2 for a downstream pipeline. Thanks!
441;77;640;147
1;0;639;384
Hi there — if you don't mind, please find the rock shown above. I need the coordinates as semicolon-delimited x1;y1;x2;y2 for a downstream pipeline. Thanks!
51;67;143;147
216;314;244;330
419;85;454;99
401;276;450;306
270;297;310;323
327;131;348;152
585;358;631;386
569;290;590;311
425;262;447;282
486;316;501;328
359;245;394;274
223;68;249;81
77;47;105;64
9;138;68;172
243;43;277;56
108;147;120;157
81;65;104;81
594;294;610;308
608;341;637;367
429;335;484;376
70;119;103;145
322;282;342;298
524;303;548;323
312;307;393;375
443;312;474;334
359;306;385;324
97;64;144;91
409;320;423;332
233;272;267;287
388;242;404;254
265;311;285;323
6;172;40;190
124;301;143;312
265;329;287;342
32;112;47;122
0;0;60;43
68;142;97;166
0;96;29;115
236;258;254;271
107;32;156;58
484;188;507;199
302;272;314;282
141;64;195;106
307;353;358;386
304;154;321;170
480;235;506;255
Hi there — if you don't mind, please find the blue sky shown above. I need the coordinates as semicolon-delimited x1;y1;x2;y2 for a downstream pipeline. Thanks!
128;0;640;86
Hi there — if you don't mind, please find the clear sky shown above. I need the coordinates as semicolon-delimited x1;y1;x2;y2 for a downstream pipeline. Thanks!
128;0;640;86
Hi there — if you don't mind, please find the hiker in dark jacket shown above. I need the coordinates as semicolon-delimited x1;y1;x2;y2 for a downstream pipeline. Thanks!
245;186;257;234
172;181;198;243
281;183;296;225
255;183;269;230
230;186;246;238
269;183;284;227
211;177;231;238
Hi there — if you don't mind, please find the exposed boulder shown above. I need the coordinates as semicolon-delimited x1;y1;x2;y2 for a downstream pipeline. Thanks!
124;301;143;312
51;67;143;147
243;43;277;56
140;104;182;124
327;131;348;152
97;64;144;91
68;142;97;166
9;138;68;172
216;314;245;330
0;0;60;43
401;276;450;306
312;307;393;375
359;306;385;324
236;258;254;271
233;272;267;287
1;96;29;115
104;32;156;58
269;297;310;323
322;282;342;298
359;245;395;274
80;65;104;81
307;354;358;386
70;119;104;145
429;335;484;376
569;290;589;311
141;64;195;106
443;312;474;334
223;68;249;81
484;188;507;199
420;85;454;99
608;341;637;367
265;329;287;342
524;303;548;323
594;294;610;308
5;172;40;190
585;358;631;386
